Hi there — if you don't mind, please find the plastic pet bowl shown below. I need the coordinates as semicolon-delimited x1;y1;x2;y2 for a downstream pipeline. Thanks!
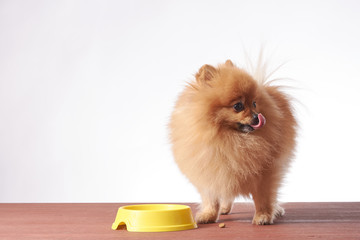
111;204;197;232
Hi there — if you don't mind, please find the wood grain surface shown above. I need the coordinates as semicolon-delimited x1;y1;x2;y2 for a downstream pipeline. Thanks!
1;202;359;240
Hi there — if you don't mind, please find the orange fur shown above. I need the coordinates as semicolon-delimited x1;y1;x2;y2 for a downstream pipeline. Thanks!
169;60;297;225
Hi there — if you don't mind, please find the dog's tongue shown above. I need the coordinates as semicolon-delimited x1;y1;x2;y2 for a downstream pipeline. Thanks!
251;113;266;130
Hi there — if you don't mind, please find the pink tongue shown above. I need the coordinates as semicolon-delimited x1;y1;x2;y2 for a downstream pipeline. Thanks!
251;113;266;130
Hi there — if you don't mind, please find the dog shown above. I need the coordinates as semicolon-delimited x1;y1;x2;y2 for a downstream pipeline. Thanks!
169;59;297;225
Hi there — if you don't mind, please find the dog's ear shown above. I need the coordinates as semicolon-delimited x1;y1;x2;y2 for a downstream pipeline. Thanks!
225;59;234;67
195;64;217;85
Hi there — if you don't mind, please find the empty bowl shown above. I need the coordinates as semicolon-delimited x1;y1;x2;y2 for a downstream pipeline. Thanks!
111;204;197;232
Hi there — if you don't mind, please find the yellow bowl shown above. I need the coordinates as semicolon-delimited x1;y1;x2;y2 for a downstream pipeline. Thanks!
111;204;197;232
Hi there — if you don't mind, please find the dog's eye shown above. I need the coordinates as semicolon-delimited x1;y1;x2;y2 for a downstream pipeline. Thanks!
253;101;256;108
233;102;244;112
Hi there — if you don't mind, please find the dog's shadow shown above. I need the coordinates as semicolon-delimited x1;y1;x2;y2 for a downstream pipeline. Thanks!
219;211;254;223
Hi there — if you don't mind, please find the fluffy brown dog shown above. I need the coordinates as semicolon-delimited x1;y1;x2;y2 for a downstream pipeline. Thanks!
169;60;297;225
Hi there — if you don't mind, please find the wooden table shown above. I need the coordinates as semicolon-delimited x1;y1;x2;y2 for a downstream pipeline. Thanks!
1;202;359;239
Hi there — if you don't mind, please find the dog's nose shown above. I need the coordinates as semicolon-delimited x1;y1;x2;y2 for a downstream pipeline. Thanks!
251;113;259;125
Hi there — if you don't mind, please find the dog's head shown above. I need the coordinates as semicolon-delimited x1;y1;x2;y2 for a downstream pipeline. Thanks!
194;60;266;133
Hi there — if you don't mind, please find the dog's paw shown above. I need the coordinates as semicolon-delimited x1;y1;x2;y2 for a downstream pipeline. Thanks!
273;205;285;218
219;199;233;215
195;210;218;224
220;203;233;215
252;212;273;225
220;206;231;215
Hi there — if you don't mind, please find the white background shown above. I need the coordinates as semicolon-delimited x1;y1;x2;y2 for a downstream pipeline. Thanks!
1;0;360;203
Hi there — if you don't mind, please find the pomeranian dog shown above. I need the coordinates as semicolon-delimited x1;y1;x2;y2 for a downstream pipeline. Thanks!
169;59;297;225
